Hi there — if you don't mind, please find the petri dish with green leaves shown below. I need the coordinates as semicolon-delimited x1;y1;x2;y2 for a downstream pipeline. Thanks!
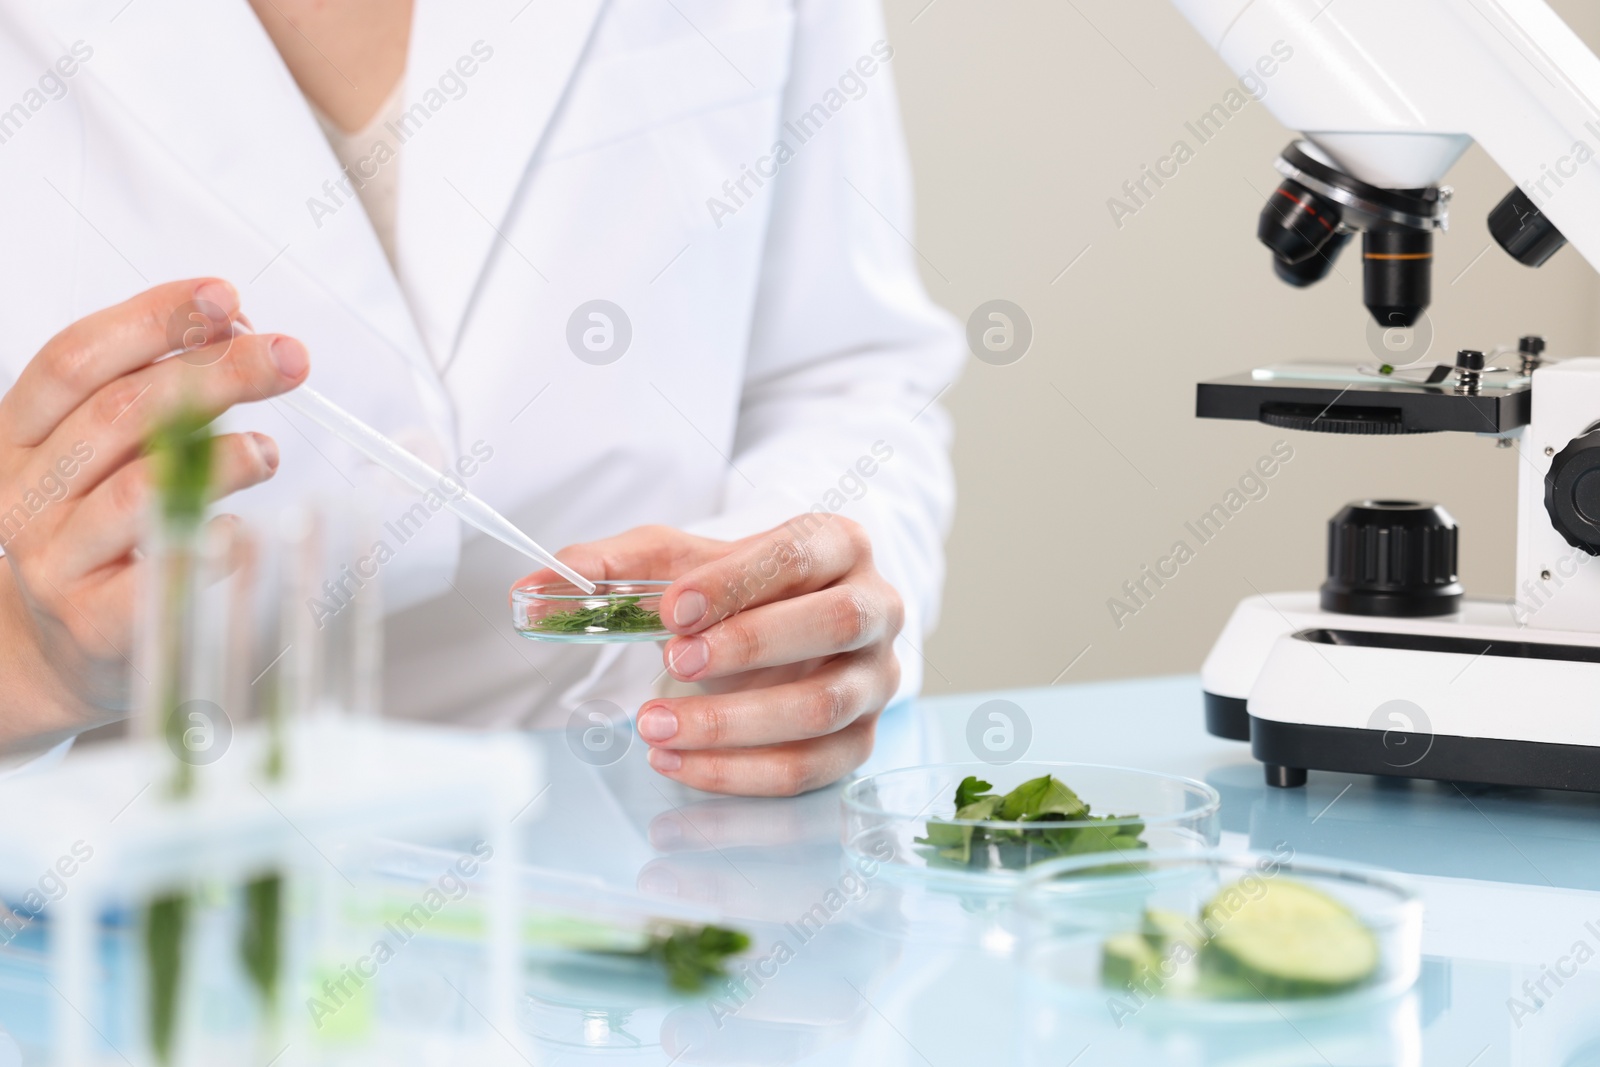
513;580;671;643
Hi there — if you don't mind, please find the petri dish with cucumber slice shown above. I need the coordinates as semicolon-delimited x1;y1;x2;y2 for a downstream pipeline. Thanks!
1015;849;1422;1021
513;581;671;642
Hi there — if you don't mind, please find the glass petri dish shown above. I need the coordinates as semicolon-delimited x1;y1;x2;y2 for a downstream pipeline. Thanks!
840;762;1221;889
1014;849;1423;1023
513;580;671;643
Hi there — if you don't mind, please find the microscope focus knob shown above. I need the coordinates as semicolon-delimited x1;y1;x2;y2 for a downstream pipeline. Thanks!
1489;187;1567;267
1321;501;1463;617
1544;431;1600;555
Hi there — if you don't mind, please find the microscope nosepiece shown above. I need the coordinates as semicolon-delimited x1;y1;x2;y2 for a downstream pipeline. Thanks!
1261;142;1447;326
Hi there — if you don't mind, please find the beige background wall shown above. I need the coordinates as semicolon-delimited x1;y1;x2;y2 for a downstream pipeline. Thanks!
889;0;1600;695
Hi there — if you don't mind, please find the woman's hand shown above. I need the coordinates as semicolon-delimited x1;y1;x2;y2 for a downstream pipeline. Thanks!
516;517;904;796
0;279;308;751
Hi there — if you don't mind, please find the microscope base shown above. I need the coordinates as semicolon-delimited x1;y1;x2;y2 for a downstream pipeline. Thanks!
1201;592;1600;793
1249;717;1600;792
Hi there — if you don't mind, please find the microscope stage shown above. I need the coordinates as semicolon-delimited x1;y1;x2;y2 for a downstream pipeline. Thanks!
1197;363;1531;434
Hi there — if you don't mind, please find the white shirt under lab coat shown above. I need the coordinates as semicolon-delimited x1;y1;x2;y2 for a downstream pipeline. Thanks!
0;0;961;732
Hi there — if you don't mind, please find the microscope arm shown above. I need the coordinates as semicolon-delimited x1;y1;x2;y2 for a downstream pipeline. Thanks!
1172;0;1600;272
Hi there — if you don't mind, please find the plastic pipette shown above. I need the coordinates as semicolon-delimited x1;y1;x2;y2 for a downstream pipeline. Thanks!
279;386;596;593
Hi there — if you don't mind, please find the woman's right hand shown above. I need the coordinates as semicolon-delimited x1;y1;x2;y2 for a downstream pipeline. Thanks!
0;279;309;755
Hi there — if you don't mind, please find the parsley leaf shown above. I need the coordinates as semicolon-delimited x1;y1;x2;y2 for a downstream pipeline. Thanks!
916;773;1148;869
954;775;994;808
647;924;751;991
996;775;1087;821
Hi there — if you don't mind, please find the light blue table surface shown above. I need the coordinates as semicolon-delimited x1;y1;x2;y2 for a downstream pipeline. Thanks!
9;674;1600;1065
513;673;1600;1067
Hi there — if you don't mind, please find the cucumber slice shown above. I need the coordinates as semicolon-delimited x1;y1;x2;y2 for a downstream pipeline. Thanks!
1140;907;1202;955
1102;911;1210;997
1134;908;1203;995
1101;931;1162;990
1202;878;1379;998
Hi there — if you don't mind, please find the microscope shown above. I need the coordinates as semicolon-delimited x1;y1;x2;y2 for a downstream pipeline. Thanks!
1172;0;1600;790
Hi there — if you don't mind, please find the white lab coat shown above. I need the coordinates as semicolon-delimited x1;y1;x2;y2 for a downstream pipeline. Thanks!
0;0;961;730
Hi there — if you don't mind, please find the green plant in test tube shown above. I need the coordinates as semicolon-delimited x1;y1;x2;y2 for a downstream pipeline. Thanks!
144;893;189;1065
144;406;289;1051
147;406;213;799
240;872;283;1021
241;646;286;1028
141;405;214;1064
239;499;300;1027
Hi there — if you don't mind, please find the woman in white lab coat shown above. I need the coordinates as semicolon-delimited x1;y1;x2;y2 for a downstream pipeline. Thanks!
0;0;960;794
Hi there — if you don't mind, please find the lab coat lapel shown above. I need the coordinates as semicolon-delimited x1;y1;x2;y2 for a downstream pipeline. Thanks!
39;0;433;385
397;0;609;366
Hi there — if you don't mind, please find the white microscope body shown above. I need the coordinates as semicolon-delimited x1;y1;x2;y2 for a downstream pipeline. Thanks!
1172;0;1600;788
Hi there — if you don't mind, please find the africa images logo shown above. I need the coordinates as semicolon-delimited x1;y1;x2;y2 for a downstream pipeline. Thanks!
1366;700;1433;769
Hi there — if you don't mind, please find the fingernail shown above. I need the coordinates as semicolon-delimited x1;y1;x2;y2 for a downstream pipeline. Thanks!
250;433;279;474
638;864;679;894
668;637;708;678
649;748;683;773
673;589;707;628
650;818;683;848
194;280;239;316
269;336;309;379
637;705;678;742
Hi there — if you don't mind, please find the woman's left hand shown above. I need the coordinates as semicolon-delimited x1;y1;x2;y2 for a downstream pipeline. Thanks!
514;516;903;796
